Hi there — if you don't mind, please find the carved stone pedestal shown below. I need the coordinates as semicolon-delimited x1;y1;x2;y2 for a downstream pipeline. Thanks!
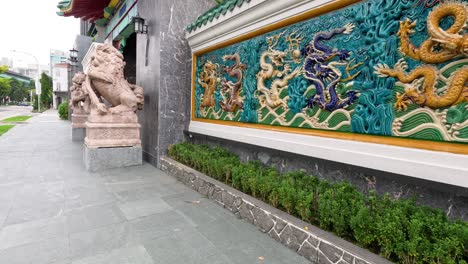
83;145;143;172
84;114;141;148
71;113;88;142
83;113;143;171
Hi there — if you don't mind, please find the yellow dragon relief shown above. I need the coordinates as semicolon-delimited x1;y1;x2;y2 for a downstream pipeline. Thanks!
256;32;301;110
375;1;468;111
376;59;468;111
198;61;220;108
397;1;468;63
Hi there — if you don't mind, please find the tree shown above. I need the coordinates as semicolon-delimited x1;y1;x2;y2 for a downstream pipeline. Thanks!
9;79;32;103
39;72;53;109
0;78;11;103
0;65;11;104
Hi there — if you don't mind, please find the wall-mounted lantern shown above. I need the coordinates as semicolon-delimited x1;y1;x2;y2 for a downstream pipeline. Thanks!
69;48;78;66
133;15;148;34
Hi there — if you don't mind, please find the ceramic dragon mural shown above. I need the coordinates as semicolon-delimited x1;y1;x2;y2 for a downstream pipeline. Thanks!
256;32;302;112
302;23;362;112
220;54;246;112
194;0;468;147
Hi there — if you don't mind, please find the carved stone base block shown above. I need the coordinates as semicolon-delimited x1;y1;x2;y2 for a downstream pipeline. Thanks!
83;145;143;172
72;113;88;128
72;128;86;142
84;114;141;148
71;113;88;142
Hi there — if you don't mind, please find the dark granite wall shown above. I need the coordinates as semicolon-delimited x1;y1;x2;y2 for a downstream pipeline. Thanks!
136;0;161;165
189;133;468;221
74;35;93;72
136;0;215;166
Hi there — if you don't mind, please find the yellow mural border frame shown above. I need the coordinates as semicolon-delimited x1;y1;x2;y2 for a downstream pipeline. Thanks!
191;0;468;155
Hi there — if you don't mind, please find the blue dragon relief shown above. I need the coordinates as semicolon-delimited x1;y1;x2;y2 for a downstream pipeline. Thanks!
302;23;362;112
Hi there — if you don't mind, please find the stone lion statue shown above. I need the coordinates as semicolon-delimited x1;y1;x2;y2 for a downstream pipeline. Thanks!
70;72;90;115
83;44;144;115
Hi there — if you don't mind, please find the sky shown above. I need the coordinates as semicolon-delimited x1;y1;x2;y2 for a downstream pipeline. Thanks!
0;0;80;66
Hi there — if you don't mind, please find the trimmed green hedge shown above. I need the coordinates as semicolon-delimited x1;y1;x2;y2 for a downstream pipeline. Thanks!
58;101;68;120
169;142;468;264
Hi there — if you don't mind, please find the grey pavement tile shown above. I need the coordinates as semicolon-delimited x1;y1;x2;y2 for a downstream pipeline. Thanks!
4;201;65;226
14;182;65;204
104;180;160;194
65;185;116;211
117;197;172;220
193;252;235;264
66;203;126;234
161;180;197;195
165;198;219;226
110;186;162;203
101;173;160;185
50;260;72;264
0;160;26;183
174;227;218;259
0;236;69;264
63;177;105;190
222;240;292;264
99;164;173;181
223;246;269;264
161;190;205;205
196;218;251;250
69;222;137;260
143;233;200;264
130;210;197;243
72;245;154;264
23;159;66;182
0;206;11;228
214;222;310;264
0;216;67;250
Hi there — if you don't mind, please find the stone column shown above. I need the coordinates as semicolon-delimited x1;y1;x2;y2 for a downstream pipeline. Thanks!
136;0;214;167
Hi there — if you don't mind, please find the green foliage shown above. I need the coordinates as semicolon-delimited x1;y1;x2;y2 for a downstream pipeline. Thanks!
0;65;8;73
318;182;365;237
58;101;68;120
1;116;32;122
39;73;53;109
0;77;11;101
33;95;40;111
8;79;33;103
169;142;468;264
0;125;14;136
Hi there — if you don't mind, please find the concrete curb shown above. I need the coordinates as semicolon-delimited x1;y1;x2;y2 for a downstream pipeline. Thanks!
160;156;393;264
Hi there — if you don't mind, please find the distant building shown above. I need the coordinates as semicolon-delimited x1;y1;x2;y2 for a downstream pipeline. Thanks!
50;50;68;74
0;70;32;84
0;57;13;68
52;63;70;109
10;64;50;80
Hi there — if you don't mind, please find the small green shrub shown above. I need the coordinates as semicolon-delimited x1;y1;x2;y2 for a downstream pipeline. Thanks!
318;182;365;237
58;101;68;120
169;142;468;264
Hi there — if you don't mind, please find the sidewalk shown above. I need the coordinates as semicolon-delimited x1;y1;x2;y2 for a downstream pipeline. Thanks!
0;110;309;264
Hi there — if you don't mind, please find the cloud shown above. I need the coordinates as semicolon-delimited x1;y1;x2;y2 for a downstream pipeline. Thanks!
0;0;79;65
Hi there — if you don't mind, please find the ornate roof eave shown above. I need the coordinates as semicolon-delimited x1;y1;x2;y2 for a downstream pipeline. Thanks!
186;0;252;33
56;0;111;22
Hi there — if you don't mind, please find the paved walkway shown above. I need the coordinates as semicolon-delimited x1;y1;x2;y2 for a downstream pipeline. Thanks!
0;110;309;264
